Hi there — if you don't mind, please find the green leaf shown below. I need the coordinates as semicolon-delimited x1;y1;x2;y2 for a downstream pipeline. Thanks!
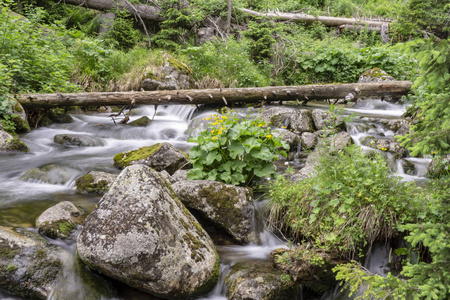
228;141;245;159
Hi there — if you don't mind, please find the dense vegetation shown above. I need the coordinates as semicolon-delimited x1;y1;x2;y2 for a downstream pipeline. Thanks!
1;0;449;298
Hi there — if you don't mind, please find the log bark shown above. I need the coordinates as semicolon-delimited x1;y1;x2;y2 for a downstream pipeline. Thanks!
239;8;389;27
17;82;411;108
61;0;164;22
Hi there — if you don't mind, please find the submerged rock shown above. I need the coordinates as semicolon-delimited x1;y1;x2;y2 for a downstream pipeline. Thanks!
77;165;219;299
20;164;76;185
54;134;105;147
0;130;29;152
0;226;61;299
75;171;117;194
36;201;85;239
113;142;189;175
225;260;295;300
172;180;259;244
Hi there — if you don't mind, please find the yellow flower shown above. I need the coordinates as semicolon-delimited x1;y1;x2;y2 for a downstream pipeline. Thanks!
281;126;287;129
212;136;218;140
221;127;225;130
222;116;227;119
211;130;216;134
217;130;222;135
212;121;219;125
258;124;263;127
206;117;211;120
219;120;224;123
266;134;272;139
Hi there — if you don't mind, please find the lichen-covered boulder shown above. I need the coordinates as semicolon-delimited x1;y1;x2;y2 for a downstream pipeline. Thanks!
289;109;314;134
129;116;151;127
0;130;29;152
172;180;259;244
77;165;219;299
366;138;408;158
259;107;295;127
270;247;339;294
319;132;354;153
113;142;189;175
20;165;76;184
171;169;188;183
311;109;330;130
36;201;85;239
54;134;105;147
301;132;317;150
75;171;117;194
0;226;61;299
225;261;295;300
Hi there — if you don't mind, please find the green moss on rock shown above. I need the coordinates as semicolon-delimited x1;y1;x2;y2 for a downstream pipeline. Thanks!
113;144;162;169
129;116;151;127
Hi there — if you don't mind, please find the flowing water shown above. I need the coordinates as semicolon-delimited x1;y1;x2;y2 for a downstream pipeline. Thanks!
0;100;430;299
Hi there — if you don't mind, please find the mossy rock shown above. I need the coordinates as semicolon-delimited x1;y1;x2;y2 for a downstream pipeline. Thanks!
128;116;151;127
0;130;29;152
75;171;117;194
358;67;396;83
0;226;61;299
168;56;193;74
113;143;189;175
36;201;85;239
48;108;73;123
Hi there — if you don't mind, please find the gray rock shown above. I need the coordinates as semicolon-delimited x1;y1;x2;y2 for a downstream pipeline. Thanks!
36;201;84;239
75;171;117;194
290;152;318;182
196;27;215;44
47;108;73;124
0;130;29;152
289;109;314;133
171;169;188;183
225;260;295;300
259;107;295;127
20;165;77;184
160;128;178;139
272;129;300;152
97;12;115;35
327;132;354;152
395;123;410;136
10;101;30;133
311;109;330;130
141;78;178;91
113;143;189;175
54;134;104;147
172;180;259;244
77;165;219;299
399;159;416;175
301;132;317;150
0;226;61;299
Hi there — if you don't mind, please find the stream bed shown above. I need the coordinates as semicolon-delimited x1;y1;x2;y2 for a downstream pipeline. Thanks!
0;100;430;300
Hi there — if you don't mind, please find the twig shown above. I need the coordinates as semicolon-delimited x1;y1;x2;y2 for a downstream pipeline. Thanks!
124;0;151;48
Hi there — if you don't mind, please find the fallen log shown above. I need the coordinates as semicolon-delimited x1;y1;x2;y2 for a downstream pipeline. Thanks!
61;0;164;22
239;8;389;27
16;81;412;108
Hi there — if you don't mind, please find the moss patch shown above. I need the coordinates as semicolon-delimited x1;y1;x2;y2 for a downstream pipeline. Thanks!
75;174;110;194
113;144;162;169
129;116;151;127
168;56;192;74
5;137;29;152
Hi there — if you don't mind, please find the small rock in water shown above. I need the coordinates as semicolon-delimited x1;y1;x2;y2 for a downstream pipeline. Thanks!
75;171;117;194
36;201;85;239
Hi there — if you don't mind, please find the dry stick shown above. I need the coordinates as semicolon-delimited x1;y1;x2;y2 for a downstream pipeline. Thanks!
125;0;151;48
207;16;226;41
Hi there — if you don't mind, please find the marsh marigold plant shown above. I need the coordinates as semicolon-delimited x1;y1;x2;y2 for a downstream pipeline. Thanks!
187;109;289;186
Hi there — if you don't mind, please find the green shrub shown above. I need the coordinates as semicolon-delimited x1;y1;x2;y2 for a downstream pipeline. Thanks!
187;108;289;186
266;145;420;258
102;10;142;50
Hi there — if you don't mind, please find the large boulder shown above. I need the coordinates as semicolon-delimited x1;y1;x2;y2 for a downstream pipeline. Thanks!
289;109;314;134
0;130;29;152
311;109;330;130
113;142;189;175
358;68;396;83
0;226;61;299
10;101;30;133
172;180;259;244
301;132;317;150
75;171;117;194
36;201;85;239
225;260;295;300
54;134;105;147
77;165;219;299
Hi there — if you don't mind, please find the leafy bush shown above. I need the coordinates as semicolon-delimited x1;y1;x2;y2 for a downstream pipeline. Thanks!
266;145;419;258
102;10;142;50
187;109;289;186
